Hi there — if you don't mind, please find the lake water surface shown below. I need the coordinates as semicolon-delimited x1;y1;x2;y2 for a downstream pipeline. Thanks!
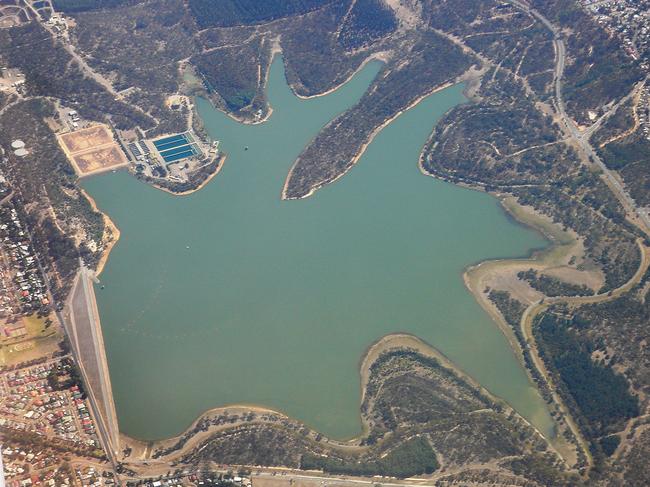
83;57;554;441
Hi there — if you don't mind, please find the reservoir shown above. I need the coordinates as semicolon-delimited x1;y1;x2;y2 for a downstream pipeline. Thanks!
83;57;553;441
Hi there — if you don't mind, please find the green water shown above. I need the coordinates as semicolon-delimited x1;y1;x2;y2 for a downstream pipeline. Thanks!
83;57;553;441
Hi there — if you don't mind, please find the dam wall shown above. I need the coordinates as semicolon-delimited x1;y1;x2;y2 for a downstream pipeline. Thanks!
64;268;120;458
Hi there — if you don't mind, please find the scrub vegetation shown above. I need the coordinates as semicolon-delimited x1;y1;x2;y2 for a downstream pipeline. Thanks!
534;307;644;473
187;0;331;28
300;437;439;477
487;290;549;399
2;0;649;482
518;269;595;297
285;29;473;198
0;22;152;129
0;99;104;299
593;100;650;207
423;68;640;293
191;36;272;118
530;0;644;125
52;0;130;13
148;343;575;485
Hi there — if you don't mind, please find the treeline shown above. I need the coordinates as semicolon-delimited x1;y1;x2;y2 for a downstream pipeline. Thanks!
571;290;650;411
359;348;571;483
68;0;196;138
562;282;650;476
418;22;640;294
422;68;574;188
52;0;132;12
427;0;554;99
338;0;397;49
535;313;639;441
518;269;595;297
488;290;551;400
588;67;649;209
40;217;79;282
488;290;526;335
192;37;266;112
278;0;370;96
590;98;635;147
596;125;650;169
285;29;473;198
188;0;331;28
180;424;315;468
301;437;439;478
597;129;650;207
514;183;639;293
172;342;568;485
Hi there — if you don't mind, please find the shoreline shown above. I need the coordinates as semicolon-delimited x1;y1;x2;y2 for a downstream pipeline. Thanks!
149;153;227;197
281;68;481;200
76;57;575;467
74;161;130;179
458;197;586;466
358;333;504;407
291;51;391;101
202;45;386;127
417;154;591;461
120;332;551;465
81;154;226;283
461;195;577;345
80;188;120;278
202;42;282;127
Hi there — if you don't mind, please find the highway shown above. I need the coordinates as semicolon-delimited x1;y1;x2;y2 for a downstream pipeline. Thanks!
503;0;650;472
509;0;650;236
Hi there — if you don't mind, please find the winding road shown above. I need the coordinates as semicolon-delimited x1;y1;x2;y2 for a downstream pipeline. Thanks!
510;0;650;236
504;0;650;472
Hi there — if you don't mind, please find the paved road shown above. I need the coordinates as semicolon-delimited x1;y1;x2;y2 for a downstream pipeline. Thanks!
508;0;650;236
503;0;650;471
63;267;123;485
519;238;650;466
27;2;120;99
253;471;441;487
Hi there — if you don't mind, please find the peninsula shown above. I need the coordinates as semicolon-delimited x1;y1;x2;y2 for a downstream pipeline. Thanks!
0;0;649;486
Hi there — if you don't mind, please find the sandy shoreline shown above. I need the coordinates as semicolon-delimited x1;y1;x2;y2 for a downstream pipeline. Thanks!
292;51;391;101
81;154;226;284
121;331;538;464
77;54;579;467
203;45;386;127
203;42;283;127
80;188;120;278
458;195;590;369
359;333;504;406
281;70;479;200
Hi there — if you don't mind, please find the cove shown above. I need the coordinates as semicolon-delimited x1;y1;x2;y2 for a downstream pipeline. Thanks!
82;56;554;441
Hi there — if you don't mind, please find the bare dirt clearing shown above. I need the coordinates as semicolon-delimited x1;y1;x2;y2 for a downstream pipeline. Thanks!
73;146;127;175
57;124;128;176
58;124;114;153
